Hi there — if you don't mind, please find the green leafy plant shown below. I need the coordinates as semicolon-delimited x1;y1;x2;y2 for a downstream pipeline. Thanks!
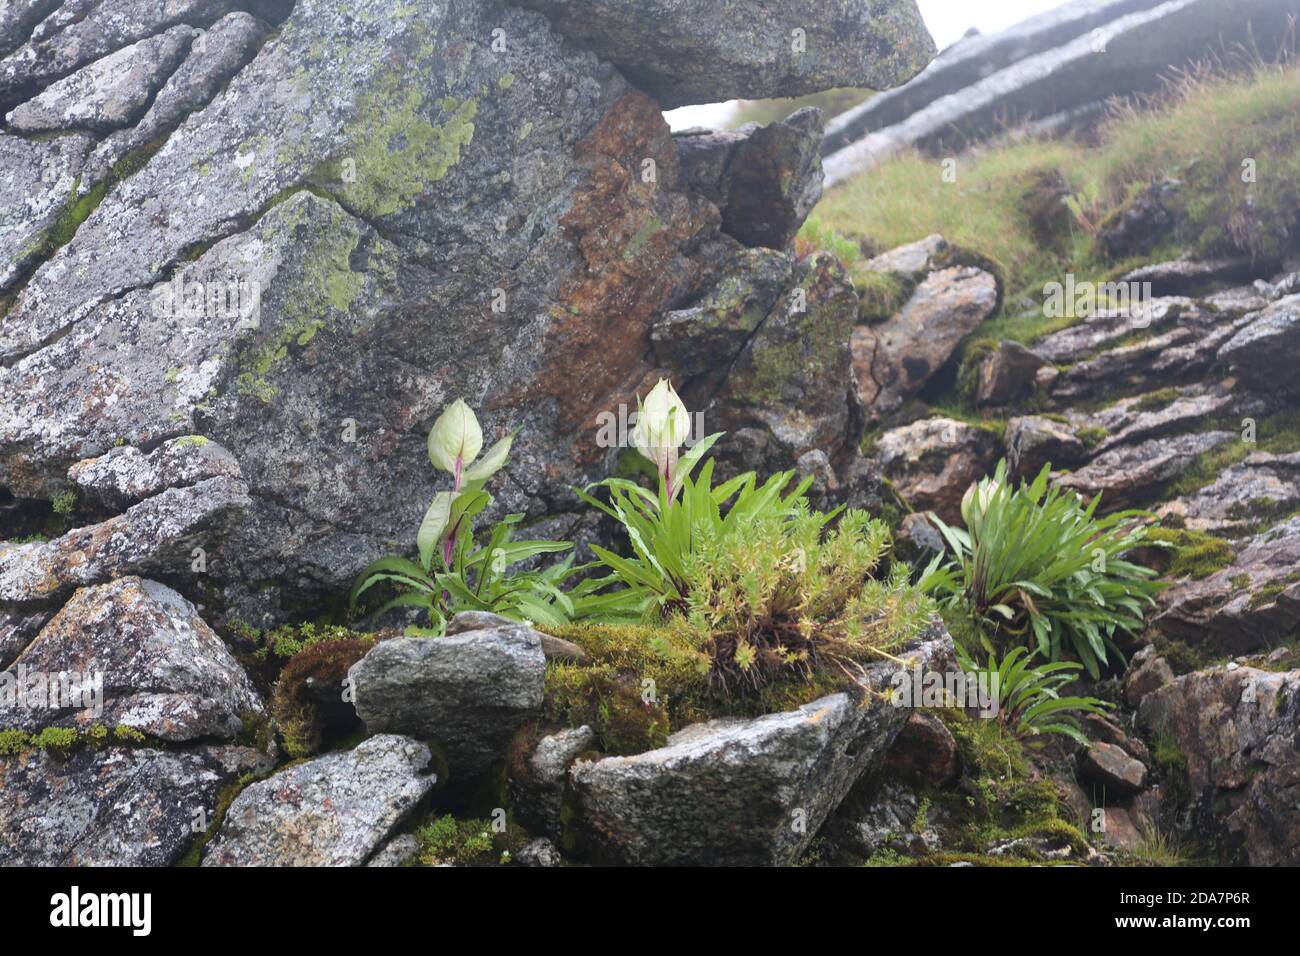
574;379;933;698
351;400;578;634
962;645;1110;744
576;455;815;621
921;461;1163;678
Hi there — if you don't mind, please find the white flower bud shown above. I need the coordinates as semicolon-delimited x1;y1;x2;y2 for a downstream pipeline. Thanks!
427;398;483;476
961;479;1000;527
632;378;690;473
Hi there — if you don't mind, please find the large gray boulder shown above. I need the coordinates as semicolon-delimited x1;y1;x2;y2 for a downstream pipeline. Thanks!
0;743;267;866
0;576;263;741
568;626;954;866
349;621;547;780
519;0;935;108
203;734;436;867
0;0;887;627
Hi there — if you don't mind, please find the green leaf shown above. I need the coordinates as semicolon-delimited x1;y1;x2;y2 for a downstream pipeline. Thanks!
416;491;454;572
463;429;517;482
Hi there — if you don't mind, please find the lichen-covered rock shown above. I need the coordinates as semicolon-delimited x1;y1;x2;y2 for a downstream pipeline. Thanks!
852;265;998;416
515;836;565;867
0;743;267;866
5;26;191;133
445;610;587;662
1154;515;1300;653
0;476;249;605
1004;415;1086;480
1123;645;1175;707
67;436;242;511
706;250;864;474
0;607;49;670
365;834;418;868
1048;305;1255;403
568;627;954;866
1077;385;1243;457
0;0;239;105
0;0;842;627
0;576;262;740
1078;741;1146;796
1159;451;1300;534
1218;294;1300;389
79;11;269;192
829;779;947;859
519;0;936;109
0;130;92;292
652;247;793;377
0;0;61;58
1054;431;1235;509
868;417;999;522
349;621;546;780
1139;664;1300;865
1122;255;1259;297
1029;296;1192;364
973;340;1047;407
202;734;436;867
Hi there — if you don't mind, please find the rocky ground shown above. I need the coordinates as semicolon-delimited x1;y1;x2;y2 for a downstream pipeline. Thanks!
1;0;1298;867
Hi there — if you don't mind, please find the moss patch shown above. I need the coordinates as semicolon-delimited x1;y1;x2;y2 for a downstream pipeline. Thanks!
270;636;375;757
1146;527;1236;580
323;71;478;219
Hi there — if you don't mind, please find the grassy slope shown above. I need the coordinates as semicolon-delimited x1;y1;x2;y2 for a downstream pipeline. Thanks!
805;62;1300;348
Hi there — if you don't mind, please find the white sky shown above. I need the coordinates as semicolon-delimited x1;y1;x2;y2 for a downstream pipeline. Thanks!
665;0;1069;129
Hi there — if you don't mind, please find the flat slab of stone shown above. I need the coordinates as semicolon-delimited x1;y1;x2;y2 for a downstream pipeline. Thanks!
0;744;266;866
202;734;436;867
569;628;953;865
520;0;936;108
0;476;249;606
6;27;191;133
0;130;92;292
